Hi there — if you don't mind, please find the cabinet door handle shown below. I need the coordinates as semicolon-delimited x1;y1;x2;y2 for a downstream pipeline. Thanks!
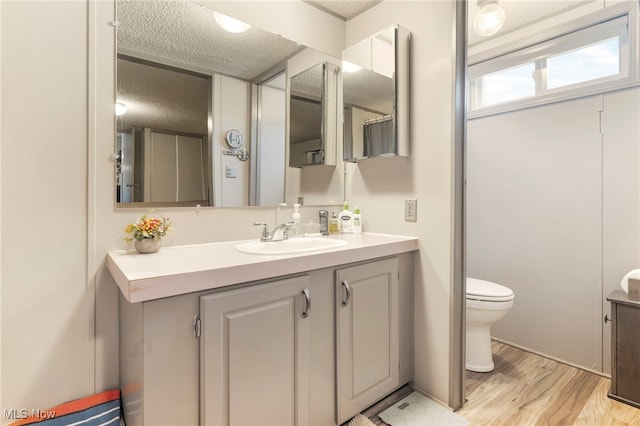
341;280;351;307
302;288;311;318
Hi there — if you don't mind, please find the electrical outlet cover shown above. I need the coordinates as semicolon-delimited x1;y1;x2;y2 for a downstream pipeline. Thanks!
405;199;417;222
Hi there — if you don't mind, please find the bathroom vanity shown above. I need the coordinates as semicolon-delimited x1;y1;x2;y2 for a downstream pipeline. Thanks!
607;289;640;408
107;233;418;426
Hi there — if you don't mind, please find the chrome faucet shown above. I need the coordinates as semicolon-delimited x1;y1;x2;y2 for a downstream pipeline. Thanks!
319;210;329;236
253;221;295;242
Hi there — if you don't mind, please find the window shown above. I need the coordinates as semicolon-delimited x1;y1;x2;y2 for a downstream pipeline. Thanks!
546;36;620;90
469;12;634;115
479;63;535;107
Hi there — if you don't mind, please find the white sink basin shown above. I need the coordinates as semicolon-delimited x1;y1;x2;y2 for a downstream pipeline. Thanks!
235;237;348;255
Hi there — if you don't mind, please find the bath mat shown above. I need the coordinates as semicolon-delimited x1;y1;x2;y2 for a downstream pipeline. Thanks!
379;392;469;426
346;414;376;426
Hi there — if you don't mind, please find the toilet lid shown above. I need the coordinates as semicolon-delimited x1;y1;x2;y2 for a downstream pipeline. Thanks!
466;278;514;302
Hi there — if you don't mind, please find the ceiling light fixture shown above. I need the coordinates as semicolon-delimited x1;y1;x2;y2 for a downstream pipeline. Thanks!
115;102;127;116
473;0;506;37
213;12;251;34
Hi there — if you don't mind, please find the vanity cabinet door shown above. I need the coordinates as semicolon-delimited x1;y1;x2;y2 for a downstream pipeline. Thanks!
200;275;311;426
335;257;399;424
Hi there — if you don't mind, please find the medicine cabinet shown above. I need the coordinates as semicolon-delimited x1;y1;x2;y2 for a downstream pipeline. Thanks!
343;25;411;161
289;62;339;168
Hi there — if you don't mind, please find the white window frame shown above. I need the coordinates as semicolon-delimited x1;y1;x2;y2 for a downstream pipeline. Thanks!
468;2;639;118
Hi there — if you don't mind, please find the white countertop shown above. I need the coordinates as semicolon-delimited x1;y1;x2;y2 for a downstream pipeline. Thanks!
107;232;419;303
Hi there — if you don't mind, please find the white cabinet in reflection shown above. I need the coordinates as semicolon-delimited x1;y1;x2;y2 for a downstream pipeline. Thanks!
145;129;207;203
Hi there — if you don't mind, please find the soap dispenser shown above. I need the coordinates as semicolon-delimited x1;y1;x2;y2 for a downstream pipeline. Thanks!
338;201;353;233
292;203;301;237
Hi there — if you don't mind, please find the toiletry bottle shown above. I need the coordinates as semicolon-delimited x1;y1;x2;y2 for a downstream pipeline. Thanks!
329;212;340;234
353;207;362;234
292;203;301;237
338;202;353;233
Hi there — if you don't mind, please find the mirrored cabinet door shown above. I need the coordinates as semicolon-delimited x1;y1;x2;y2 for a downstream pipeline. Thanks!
289;62;339;168
343;25;411;161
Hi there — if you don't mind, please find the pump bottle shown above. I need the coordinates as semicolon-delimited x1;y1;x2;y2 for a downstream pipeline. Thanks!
291;203;301;237
338;202;353;233
353;207;362;234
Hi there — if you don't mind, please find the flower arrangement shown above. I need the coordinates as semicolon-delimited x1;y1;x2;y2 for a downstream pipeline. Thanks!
123;212;171;242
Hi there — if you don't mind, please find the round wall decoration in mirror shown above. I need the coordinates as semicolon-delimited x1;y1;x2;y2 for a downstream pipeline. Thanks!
225;129;244;149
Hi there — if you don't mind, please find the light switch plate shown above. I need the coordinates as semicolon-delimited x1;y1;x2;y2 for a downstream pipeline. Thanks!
405;199;417;222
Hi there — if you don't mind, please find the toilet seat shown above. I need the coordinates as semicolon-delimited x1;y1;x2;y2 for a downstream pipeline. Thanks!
466;278;514;302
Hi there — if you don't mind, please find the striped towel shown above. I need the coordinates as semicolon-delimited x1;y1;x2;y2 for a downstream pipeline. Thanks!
9;390;121;426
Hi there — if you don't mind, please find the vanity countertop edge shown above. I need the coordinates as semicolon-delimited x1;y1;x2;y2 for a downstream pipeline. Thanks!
107;232;419;303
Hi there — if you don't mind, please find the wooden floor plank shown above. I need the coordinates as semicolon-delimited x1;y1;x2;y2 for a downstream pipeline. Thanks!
574;376;640;426
457;341;640;426
363;341;640;425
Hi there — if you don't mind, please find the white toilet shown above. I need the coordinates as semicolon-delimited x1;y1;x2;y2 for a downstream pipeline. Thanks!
466;277;514;372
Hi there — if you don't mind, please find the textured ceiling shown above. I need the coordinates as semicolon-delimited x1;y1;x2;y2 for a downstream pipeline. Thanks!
117;0;303;81
305;0;592;33
291;63;324;100
117;58;209;134
304;0;383;20
343;69;393;114
468;0;596;45
117;0;596;78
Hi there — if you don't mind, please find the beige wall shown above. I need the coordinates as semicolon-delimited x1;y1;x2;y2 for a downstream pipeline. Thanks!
468;88;640;374
1;0;94;416
1;0;460;417
346;0;458;405
601;88;640;373
467;96;604;370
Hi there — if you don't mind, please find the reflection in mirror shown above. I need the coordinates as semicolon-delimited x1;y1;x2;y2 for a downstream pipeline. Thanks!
115;0;342;207
116;57;209;204
343;25;411;161
289;63;325;167
289;61;340;169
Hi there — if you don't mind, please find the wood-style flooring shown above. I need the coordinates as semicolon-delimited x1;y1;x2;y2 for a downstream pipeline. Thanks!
457;341;640;425
365;341;640;425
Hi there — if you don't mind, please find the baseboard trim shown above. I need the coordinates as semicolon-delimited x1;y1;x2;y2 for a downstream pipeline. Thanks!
491;337;610;379
409;383;455;411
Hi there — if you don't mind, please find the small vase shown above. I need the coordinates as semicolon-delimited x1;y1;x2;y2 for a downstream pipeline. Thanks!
135;238;162;254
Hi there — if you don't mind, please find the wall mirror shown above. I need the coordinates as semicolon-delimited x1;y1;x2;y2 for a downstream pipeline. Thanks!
342;25;411;161
115;0;343;207
289;62;339;168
